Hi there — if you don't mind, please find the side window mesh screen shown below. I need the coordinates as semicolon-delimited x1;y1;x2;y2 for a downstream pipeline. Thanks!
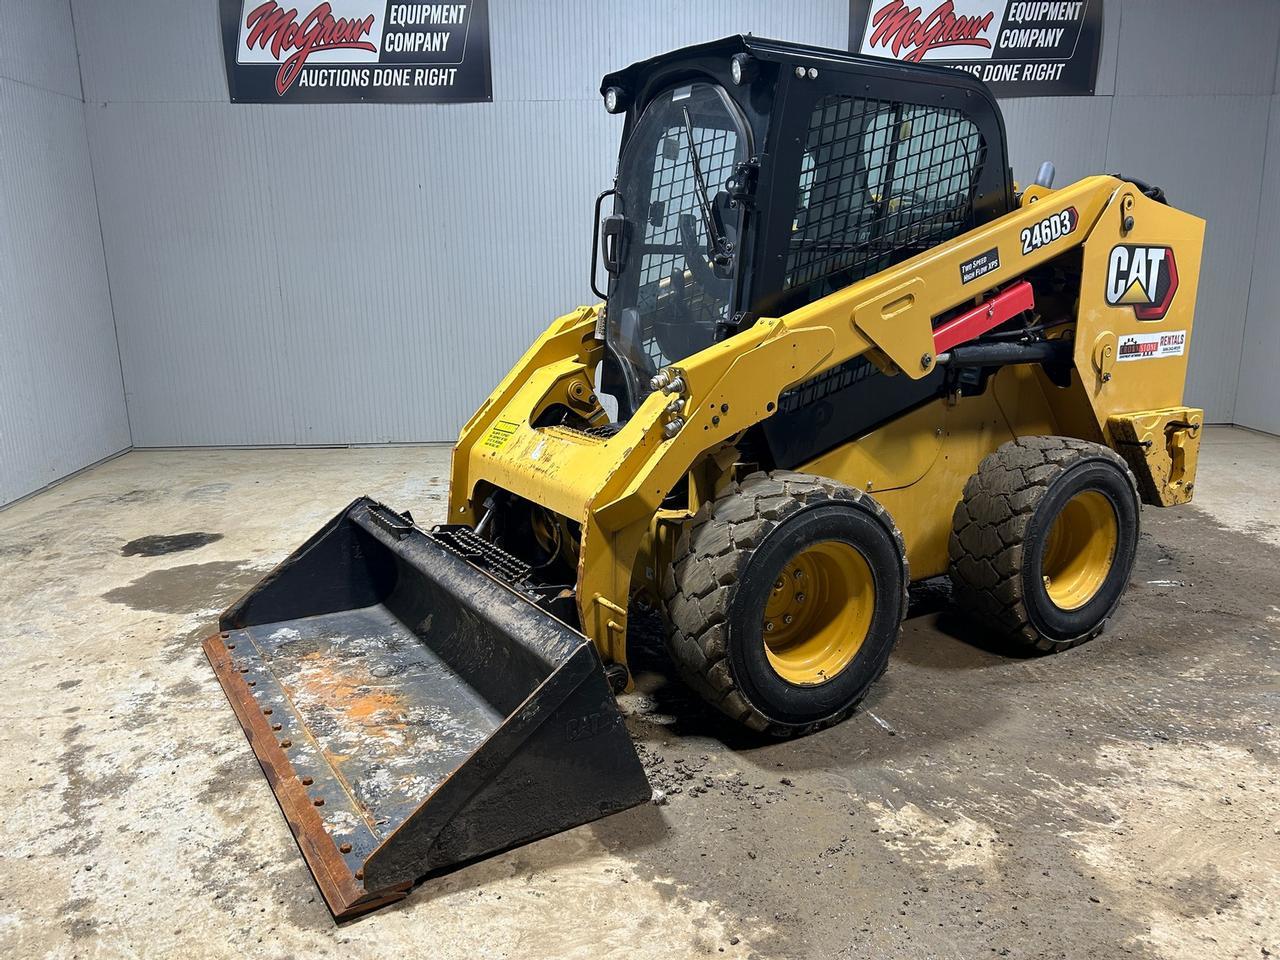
784;95;985;306
634;121;739;369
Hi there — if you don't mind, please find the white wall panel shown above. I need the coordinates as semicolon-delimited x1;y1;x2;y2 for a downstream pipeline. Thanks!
88;96;622;446
1275;33;1280;95
1113;0;1280;97
1089;0;1123;98
0;0;82;99
1237;94;1280;434
1001;97;1114;187
265;102;619;443
0;79;129;506
1105;94;1270;421
491;0;848;103
80;0;852;446
85;102;296;447
72;0;228;104
64;0;1280;445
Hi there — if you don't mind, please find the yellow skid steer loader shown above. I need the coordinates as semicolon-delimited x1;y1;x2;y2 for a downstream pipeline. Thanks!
205;36;1205;917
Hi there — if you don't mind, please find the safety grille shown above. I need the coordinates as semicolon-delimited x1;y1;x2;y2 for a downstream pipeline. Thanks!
784;94;985;307
776;356;879;415
432;527;535;589
543;422;623;442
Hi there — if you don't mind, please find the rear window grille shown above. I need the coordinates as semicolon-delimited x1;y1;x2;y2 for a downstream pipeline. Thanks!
785;95;985;307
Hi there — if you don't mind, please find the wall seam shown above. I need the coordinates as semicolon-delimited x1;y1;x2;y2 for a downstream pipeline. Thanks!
0;73;81;101
68;0;134;448
1229;7;1280;426
1216;91;1272;426
1232;92;1277;428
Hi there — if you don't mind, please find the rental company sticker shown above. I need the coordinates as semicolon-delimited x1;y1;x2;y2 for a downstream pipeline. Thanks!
1117;330;1187;362
482;419;519;449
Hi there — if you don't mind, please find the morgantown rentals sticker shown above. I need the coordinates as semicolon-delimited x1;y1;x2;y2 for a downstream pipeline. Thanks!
1117;330;1186;362
219;1;492;103
849;0;1103;98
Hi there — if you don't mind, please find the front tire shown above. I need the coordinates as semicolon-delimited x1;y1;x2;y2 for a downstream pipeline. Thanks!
662;471;908;736
949;436;1140;652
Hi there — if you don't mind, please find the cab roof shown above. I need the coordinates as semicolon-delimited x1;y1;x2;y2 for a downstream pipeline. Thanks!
600;34;995;100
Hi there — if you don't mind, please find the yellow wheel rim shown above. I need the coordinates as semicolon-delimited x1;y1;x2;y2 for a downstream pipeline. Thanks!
762;541;875;686
1041;490;1118;610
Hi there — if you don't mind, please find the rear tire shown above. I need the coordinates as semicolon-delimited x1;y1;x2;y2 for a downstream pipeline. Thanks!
948;436;1140;652
661;471;908;736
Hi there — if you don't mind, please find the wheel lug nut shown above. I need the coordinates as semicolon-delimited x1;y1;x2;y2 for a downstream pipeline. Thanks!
796;593;805;603
774;578;784;590
783;614;793;625
765;620;775;632
793;569;804;580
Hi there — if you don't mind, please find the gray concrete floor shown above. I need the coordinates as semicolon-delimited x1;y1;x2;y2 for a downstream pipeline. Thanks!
0;428;1277;959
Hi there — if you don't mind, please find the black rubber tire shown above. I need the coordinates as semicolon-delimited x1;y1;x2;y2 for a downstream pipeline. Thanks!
661;471;908;736
948;436;1140;652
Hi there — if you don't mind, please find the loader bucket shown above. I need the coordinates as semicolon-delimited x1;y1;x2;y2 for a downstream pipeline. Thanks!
202;497;652;918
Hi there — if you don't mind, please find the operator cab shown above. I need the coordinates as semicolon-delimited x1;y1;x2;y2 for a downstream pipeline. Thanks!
593;36;1014;428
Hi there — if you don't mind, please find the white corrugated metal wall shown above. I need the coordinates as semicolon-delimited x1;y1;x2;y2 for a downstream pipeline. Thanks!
1237;92;1280;436
2;1;1279;507
76;0;849;447
0;0;130;506
1004;0;1280;425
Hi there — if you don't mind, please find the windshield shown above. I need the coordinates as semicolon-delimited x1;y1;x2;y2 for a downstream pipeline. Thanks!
604;82;747;411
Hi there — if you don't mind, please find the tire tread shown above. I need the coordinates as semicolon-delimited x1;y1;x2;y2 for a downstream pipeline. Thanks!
662;471;908;736
947;436;1139;652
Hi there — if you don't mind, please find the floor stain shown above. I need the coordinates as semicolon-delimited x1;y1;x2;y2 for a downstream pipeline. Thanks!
101;560;261;615
69;488;157;508
121;532;224;557
184;482;232;502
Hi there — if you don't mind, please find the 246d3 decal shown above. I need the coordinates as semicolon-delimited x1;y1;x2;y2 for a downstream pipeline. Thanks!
1020;206;1077;254
1106;245;1179;321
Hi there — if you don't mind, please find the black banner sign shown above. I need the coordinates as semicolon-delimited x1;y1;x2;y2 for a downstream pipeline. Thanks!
850;1;1102;98
220;1;492;103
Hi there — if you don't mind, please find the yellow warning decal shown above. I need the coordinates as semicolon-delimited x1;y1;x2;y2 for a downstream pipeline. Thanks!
482;419;520;450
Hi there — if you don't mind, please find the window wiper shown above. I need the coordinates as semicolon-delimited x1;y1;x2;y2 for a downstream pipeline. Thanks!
681;106;733;267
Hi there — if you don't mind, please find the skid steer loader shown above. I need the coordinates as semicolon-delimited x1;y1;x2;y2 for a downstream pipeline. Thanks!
205;36;1205;917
